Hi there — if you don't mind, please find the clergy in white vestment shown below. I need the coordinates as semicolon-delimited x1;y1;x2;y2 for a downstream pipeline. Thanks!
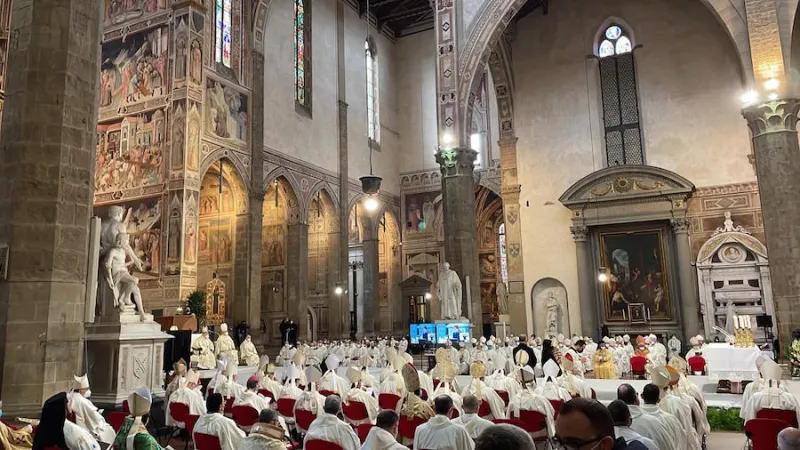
380;348;400;383
259;361;284;400
239;408;292;450
648;335;668;367
584;337;598;371
451;394;494;440
398;363;435;446
321;354;351;396
616;383;677;450
413;395;475;450
742;358;800;425
431;356;464;416
360;410;409;450
534;360;572;402
507;358;555;438
295;366;327;417
165;358;188;404
67;374;117;444
357;356;379;388
740;355;789;419
194;393;246;450
379;355;407;396
233;376;272;430
34;392;101;450
216;360;246;400
445;341;460;367
640;383;688;450
668;356;710;436
460;360;506;419
344;367;380;424
685;336;705;360
305;395;361;450
458;342;472;375
608;400;658;450
485;369;521;399
557;355;592;398
167;370;207;427
650;365;700;450
430;348;462;393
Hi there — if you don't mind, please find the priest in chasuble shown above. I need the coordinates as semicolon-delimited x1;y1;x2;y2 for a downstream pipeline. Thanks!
113;387;165;450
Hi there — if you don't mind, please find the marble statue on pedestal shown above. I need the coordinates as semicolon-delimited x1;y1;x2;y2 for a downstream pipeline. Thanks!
102;232;146;321
239;335;260;367
496;279;509;315
192;326;217;370
546;292;561;335
437;262;463;320
215;323;238;363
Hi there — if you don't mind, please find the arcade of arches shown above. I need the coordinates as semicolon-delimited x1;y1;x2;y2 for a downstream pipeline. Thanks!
4;0;800;412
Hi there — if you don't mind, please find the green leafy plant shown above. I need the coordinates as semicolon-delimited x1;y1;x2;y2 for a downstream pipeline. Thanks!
186;290;206;328
706;406;744;432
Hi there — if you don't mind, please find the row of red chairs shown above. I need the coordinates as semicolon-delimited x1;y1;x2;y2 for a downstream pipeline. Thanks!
746;409;800;450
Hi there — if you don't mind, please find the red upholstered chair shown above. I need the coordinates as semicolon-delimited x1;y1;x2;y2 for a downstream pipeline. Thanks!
448;408;460;419
258;389;275;399
295;409;317;433
122;400;130;414
757;408;799;428
342;400;370;424
398;415;428;442
231;405;260;429
478;400;492;418
193;432;222;450
497;390;510;406
432;379;442;390
277;398;297;423
305;439;345;450
420;389;429;401
630;356;647;379
493;418;530;429
355;423;374;444
548;400;564;420
185;414;200;442
688;356;707;375
745;418;790;450
109;411;129;432
223;397;235;415
169;402;191;428
514;410;549;440
319;390;337;398
378;393;402;410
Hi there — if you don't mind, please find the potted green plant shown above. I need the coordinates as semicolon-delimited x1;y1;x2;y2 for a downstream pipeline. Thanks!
186;290;206;331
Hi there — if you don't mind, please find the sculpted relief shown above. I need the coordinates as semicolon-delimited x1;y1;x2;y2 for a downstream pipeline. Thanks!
531;278;569;337
205;78;248;144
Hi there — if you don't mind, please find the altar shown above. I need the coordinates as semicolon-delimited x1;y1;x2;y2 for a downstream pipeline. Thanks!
702;343;764;380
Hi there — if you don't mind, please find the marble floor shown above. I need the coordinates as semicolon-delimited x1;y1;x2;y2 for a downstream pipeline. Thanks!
707;432;747;449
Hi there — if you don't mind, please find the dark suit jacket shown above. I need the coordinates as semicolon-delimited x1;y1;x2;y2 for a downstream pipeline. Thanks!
513;343;537;369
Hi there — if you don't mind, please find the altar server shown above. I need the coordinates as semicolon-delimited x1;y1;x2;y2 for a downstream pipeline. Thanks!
507;354;555;438
344;367;380;424
68;374;116;444
742;358;800;425
166;370;207;427
460;360;506;419
194;393;245;450
535;360;572;402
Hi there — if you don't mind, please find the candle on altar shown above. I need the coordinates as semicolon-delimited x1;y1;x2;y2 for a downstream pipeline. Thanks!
623;309;627;320
647;308;651;320
745;316;751;328
734;315;740;328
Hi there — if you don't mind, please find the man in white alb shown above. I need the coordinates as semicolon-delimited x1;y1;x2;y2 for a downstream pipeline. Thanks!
67;374;116;444
616;383;675;450
305;395;361;450
451;394;494;439
608;400;658;450
167;369;207;427
413;395;474;450
193;393;245;450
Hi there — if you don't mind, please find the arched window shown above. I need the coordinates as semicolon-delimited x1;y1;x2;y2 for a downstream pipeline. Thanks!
499;223;508;283
294;0;311;110
214;0;232;67
597;24;642;165
365;39;380;144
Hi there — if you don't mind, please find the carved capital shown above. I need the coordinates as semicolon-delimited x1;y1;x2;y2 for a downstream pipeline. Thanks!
742;99;800;137
570;226;589;242
670;218;690;234
435;147;477;178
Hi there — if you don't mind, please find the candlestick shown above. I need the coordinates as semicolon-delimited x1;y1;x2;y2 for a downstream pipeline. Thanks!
623;309;627;320
746;316;751;328
647;308;651;321
734;315;739;328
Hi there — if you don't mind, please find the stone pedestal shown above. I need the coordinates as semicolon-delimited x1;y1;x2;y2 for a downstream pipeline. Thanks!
85;315;172;407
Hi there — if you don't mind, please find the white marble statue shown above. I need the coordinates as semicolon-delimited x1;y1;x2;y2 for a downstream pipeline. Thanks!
102;232;146;321
496;279;509;315
438;262;463;320
546;292;560;335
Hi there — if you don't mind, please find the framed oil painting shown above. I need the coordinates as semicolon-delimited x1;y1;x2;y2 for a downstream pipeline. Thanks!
628;303;647;324
600;229;671;321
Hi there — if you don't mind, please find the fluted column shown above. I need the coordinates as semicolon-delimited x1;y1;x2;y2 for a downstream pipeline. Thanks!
435;147;481;324
743;99;800;349
671;218;700;340
499;138;526;334
572;226;598;338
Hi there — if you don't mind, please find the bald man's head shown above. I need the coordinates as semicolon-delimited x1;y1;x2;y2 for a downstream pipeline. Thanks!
779;427;800;449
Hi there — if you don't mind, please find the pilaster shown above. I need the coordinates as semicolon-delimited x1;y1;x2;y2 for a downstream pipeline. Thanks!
248;49;265;343
499;138;525;334
671;218;701;340
435;147;481;325
571;226;597;338
0;0;101;415
743;99;800;350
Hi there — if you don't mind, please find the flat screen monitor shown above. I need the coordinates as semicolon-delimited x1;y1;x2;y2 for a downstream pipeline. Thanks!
437;322;470;344
410;323;437;344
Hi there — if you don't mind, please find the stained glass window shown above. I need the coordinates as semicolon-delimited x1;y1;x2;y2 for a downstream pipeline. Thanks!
597;24;642;165
499;223;508;284
294;0;307;106
365;39;379;142
215;0;232;67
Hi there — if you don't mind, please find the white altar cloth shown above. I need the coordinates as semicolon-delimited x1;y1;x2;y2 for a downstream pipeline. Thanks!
701;343;762;380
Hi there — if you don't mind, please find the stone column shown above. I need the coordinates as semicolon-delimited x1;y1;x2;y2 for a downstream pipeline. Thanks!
0;0;101;416
671;218;700;339
286;223;309;339
335;0;350;338
499;138;526;335
327;226;343;338
248;50;265;343
743;99;800;349
572;226;598;338
435;147;481;324
361;216;379;336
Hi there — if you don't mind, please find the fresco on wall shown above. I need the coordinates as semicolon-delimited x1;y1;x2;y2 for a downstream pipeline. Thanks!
104;0;168;26
171;101;185;170
205;78;248;143
187;102;201;171
404;192;437;234
99;27;168;118
348;207;362;245
95;197;162;276
95;108;165;193
262;225;285;267
199;222;233;265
